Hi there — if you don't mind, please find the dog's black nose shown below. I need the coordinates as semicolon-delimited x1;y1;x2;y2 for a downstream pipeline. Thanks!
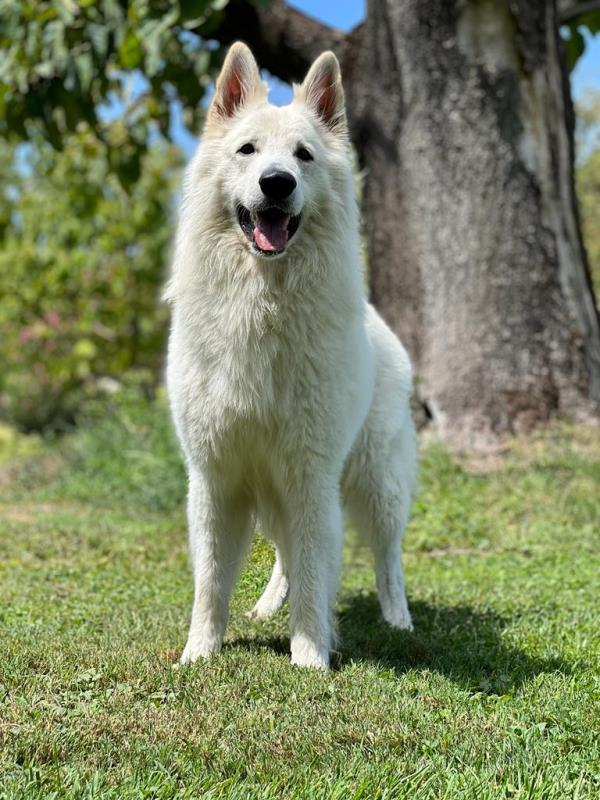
259;170;296;201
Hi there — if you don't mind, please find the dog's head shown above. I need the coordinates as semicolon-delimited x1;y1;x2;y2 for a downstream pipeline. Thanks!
196;42;350;260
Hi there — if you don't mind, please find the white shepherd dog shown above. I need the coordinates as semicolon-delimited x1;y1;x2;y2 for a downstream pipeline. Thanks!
164;42;416;669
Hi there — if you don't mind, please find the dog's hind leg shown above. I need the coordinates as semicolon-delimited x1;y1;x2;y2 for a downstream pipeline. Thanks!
247;545;288;620
344;420;416;631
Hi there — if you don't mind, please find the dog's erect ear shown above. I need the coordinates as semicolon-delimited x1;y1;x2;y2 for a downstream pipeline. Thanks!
208;42;265;124
296;51;346;134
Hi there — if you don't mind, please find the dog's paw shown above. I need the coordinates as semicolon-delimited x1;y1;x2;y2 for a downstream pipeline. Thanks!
246;595;285;621
179;636;222;665
291;651;330;670
245;600;274;621
246;575;288;621
245;606;265;621
290;636;330;670
382;605;414;632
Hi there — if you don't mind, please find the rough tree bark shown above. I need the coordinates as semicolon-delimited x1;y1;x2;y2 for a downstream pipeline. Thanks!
360;0;600;446
213;0;600;448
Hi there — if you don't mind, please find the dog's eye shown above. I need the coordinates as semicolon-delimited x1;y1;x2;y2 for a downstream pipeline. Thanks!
237;143;255;155
296;147;313;162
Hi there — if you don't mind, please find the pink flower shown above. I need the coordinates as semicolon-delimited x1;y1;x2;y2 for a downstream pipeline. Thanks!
44;310;61;328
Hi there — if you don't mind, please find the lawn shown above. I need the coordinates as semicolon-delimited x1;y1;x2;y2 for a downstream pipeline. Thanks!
0;393;598;799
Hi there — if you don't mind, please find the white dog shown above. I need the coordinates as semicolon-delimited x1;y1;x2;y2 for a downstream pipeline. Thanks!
164;42;416;669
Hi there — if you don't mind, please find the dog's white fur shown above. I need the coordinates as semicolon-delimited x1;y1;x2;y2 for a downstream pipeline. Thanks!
164;43;416;669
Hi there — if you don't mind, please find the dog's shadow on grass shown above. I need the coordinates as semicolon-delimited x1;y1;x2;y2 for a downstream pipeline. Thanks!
231;593;570;692
335;593;570;692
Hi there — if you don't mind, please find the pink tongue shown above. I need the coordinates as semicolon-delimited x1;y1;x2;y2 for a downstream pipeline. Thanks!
253;215;290;252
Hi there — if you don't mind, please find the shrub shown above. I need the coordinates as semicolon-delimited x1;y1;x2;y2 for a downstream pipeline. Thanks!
56;389;187;513
0;129;182;430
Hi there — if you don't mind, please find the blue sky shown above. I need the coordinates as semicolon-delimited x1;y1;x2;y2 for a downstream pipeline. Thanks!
288;0;363;32
572;28;600;99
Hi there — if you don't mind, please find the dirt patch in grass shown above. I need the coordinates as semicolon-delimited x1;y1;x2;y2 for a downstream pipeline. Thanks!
0;500;86;523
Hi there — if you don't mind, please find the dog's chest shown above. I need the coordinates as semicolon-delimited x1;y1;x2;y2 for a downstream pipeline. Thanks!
175;284;323;423
213;291;290;408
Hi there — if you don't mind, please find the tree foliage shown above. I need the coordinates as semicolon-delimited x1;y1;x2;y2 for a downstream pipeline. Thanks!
0;0;228;184
577;91;600;295
562;8;600;69
0;130;182;430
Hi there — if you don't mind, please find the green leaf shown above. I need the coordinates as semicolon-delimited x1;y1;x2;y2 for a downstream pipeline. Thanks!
563;25;585;71
118;31;143;70
179;0;211;24
33;62;56;79
577;10;600;35
88;24;109;59
75;52;93;91
73;338;97;360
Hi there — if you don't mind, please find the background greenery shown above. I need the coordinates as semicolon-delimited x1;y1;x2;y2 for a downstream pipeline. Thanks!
0;131;180;430
577;90;600;294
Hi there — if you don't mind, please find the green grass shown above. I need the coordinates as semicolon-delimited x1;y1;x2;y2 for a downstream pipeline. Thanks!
1;393;599;799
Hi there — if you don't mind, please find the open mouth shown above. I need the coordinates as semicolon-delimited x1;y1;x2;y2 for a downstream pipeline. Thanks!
237;205;301;256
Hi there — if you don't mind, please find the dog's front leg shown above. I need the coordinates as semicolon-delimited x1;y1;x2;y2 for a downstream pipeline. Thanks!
180;471;251;664
287;482;343;670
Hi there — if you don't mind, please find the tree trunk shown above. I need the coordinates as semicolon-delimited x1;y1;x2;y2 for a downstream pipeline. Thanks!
359;0;600;447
